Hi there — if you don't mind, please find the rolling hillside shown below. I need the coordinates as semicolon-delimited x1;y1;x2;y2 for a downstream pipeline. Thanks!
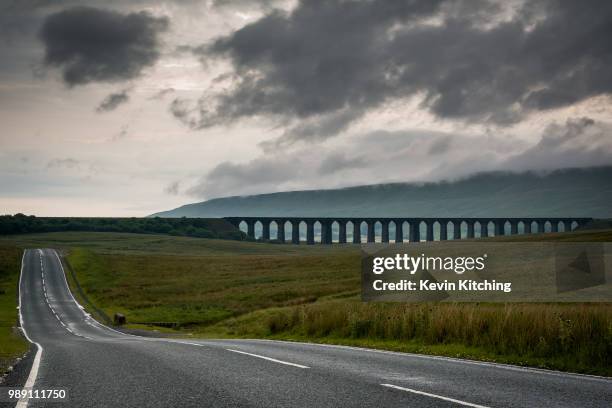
151;166;612;218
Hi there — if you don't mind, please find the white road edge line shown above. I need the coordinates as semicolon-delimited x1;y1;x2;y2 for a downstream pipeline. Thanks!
17;250;43;408
381;384;490;408
226;349;309;369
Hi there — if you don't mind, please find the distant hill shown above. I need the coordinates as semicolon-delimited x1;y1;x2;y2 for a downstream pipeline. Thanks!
151;166;612;218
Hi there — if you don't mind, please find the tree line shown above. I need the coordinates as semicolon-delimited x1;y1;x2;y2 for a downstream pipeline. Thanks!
0;214;246;241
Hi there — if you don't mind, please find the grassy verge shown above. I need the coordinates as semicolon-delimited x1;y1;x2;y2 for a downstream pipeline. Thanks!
0;246;29;375
207;301;611;375
2;230;611;376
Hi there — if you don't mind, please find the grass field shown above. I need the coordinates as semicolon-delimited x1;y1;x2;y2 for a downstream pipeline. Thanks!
0;246;28;375
1;229;611;375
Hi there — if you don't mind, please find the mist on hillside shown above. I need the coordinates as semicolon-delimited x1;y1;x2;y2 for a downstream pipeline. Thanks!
151;166;612;218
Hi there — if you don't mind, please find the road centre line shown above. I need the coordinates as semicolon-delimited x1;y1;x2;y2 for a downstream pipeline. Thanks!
226;349;309;369
173;341;205;347
381;384;490;408
38;255;81;339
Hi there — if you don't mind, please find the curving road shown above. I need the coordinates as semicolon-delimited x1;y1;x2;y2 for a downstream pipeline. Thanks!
15;248;612;407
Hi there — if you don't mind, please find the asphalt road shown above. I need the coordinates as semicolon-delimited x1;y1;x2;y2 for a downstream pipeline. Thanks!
15;248;612;407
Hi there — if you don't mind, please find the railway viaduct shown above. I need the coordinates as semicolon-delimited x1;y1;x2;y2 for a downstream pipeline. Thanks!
223;217;592;244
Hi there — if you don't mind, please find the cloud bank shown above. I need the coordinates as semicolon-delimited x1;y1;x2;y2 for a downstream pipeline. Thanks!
186;116;612;199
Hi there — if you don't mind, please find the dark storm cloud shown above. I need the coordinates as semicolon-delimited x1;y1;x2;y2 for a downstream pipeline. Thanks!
96;90;129;112
39;6;169;86
178;0;612;144
180;0;446;129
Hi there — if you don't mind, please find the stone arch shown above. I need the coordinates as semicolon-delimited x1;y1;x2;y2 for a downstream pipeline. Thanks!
448;221;461;240
503;220;512;235
519;220;527;234
487;221;495;237
346;220;355;242
332;220;340;243
475;220;483;238
459;220;468;239
314;221;322;243
443;220;453;240
299;221;307;242
417;220;426;242
238;220;248;234
374;220;383;243
280;220;290;243
253;220;262;239
401;221;410;242
359;221;368;243
428;220;439;241
388;220;397;243
270;220;278;240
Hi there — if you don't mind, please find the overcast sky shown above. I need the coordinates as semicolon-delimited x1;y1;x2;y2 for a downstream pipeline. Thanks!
1;0;611;216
